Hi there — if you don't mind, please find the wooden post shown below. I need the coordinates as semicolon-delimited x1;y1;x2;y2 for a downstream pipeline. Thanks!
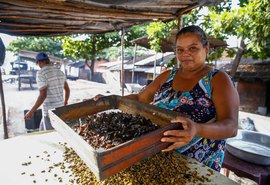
0;69;8;139
177;15;183;30
0;37;8;139
121;28;125;96
132;44;137;83
18;57;21;91
153;52;157;79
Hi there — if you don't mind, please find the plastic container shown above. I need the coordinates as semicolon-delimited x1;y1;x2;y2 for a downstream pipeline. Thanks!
24;109;42;130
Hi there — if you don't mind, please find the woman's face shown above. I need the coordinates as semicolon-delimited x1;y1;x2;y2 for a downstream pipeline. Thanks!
175;32;209;71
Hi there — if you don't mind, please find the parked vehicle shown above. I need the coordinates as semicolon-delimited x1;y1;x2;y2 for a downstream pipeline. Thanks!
9;61;28;75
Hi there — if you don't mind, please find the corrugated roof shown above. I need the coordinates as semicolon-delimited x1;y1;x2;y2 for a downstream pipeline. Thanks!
135;52;175;66
107;52;174;71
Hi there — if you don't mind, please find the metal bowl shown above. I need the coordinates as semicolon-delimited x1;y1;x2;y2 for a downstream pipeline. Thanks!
226;130;270;165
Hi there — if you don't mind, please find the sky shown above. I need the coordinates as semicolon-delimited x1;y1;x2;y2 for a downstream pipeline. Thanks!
0;33;17;48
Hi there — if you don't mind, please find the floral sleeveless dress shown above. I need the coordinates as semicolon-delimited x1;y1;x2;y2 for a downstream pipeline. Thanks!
152;69;225;172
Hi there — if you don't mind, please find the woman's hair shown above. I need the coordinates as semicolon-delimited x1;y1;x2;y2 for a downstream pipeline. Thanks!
175;25;209;47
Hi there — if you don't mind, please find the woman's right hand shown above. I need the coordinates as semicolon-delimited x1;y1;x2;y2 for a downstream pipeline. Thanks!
161;116;198;152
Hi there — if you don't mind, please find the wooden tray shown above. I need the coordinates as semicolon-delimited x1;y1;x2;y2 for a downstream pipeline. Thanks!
49;95;183;180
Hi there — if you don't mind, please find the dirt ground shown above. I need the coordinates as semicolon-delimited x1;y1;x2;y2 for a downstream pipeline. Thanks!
0;76;125;138
0;76;260;185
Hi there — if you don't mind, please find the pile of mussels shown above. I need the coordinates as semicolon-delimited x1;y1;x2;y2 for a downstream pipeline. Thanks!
73;112;160;149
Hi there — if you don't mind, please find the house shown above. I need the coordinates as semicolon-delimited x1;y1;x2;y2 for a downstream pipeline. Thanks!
128;52;175;85
221;58;270;115
63;61;90;81
100;53;175;90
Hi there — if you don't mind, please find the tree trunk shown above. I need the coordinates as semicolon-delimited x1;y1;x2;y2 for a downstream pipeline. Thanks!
84;59;91;80
89;34;96;81
230;40;246;78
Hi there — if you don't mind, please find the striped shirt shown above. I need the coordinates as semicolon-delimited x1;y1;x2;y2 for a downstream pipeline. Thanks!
37;65;66;116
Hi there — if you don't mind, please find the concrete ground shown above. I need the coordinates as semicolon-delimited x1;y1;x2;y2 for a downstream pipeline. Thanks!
1;75;269;185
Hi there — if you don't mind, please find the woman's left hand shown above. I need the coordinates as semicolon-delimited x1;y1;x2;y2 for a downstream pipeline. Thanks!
161;116;197;152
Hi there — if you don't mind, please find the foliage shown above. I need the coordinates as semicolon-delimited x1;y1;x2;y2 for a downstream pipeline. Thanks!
208;47;224;62
208;0;233;13
7;37;63;58
62;34;111;61
7;24;147;63
125;24;148;47
61;24;148;61
182;8;202;26
104;46;149;61
206;0;270;59
146;21;176;52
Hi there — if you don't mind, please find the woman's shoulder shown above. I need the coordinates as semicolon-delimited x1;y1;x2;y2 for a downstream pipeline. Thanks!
212;69;232;79
151;69;177;87
211;69;235;87
158;68;176;78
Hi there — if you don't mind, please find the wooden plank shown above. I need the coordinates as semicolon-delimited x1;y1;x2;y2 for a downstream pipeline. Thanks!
98;123;182;179
49;110;100;177
99;122;181;165
117;96;185;126
102;141;170;179
52;96;115;120
4;0;173;19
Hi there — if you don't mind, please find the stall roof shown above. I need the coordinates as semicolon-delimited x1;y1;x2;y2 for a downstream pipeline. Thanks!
132;29;228;52
18;50;66;64
0;0;223;36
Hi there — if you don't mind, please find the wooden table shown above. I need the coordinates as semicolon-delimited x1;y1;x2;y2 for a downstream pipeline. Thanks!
223;149;270;185
18;74;35;91
0;131;239;185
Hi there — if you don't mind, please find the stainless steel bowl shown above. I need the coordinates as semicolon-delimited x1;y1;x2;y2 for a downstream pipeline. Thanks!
226;129;270;165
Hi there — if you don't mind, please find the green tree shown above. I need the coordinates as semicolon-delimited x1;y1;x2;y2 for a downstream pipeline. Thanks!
205;0;270;77
7;37;63;58
145;0;270;75
146;21;175;52
62;25;147;81
7;24;147;81
104;24;149;60
62;32;120;80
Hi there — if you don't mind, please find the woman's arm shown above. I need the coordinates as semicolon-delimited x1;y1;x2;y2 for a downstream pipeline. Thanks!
196;71;239;138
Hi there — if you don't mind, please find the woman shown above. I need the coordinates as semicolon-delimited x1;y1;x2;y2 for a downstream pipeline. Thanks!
95;25;239;171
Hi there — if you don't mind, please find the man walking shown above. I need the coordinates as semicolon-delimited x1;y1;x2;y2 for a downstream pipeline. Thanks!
24;52;70;130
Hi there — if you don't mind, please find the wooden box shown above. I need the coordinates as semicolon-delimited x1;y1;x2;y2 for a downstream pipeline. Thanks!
49;95;183;180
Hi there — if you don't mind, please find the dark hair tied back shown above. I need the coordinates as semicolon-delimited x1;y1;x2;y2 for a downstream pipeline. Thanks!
176;25;209;47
